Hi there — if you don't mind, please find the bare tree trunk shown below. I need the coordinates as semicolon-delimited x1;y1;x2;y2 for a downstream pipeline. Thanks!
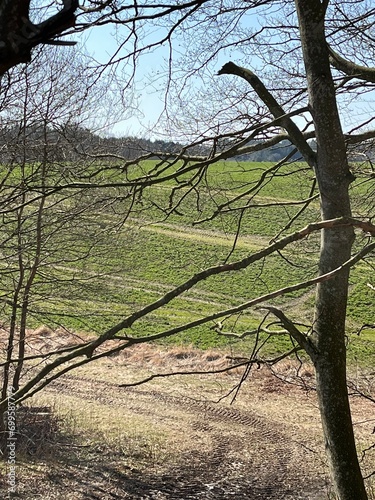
295;1;367;498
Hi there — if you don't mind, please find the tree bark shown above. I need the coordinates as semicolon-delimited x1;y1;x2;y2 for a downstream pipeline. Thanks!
0;0;78;75
294;1;367;498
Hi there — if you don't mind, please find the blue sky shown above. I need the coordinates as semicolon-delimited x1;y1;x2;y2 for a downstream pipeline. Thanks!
78;25;169;138
76;20;375;141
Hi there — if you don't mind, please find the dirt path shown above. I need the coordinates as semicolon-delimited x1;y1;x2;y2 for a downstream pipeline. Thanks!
40;373;328;500
2;342;374;499
19;368;332;499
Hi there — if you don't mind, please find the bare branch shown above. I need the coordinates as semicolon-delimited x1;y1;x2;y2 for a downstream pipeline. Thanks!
118;360;250;387
218;61;317;168
328;45;375;83
118;345;302;388
9;231;375;405
259;306;318;360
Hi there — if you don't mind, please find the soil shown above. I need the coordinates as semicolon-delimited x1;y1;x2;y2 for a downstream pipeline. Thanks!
0;331;374;499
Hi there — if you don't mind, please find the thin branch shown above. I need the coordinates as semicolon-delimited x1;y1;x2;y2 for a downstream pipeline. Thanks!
272;179;318;240
217;327;288;338
0;341;92;367
193;153;312;226
347;381;375;405
118;360;250;387
119;345;303;388
4;218;375;405
259;306;318;361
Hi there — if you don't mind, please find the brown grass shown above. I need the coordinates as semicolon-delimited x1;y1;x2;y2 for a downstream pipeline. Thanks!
0;327;374;499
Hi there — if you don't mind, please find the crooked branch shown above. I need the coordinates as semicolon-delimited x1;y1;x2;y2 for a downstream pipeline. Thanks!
218;61;317;168
0;0;79;74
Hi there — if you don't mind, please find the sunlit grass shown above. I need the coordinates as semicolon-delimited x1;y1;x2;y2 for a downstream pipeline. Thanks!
0;160;373;363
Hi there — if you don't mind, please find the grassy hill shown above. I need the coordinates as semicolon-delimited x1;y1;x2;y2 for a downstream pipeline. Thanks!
0;160;374;365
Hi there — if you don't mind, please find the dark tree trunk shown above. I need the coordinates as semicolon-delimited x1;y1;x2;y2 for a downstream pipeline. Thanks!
294;1;367;498
0;0;78;75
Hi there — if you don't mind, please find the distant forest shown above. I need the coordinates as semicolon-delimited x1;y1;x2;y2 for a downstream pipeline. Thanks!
0;124;367;163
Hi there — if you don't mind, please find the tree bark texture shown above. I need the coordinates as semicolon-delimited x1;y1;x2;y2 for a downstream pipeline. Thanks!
0;0;78;75
294;1;367;498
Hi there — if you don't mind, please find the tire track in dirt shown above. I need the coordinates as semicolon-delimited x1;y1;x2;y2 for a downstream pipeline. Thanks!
47;374;274;430
45;374;327;499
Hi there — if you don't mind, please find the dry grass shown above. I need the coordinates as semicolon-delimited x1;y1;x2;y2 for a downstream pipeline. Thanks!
0;328;374;499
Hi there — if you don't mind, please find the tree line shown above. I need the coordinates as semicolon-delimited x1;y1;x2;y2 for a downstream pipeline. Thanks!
0;123;313;162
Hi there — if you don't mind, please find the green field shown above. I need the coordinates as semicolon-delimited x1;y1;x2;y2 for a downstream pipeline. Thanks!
0;160;374;364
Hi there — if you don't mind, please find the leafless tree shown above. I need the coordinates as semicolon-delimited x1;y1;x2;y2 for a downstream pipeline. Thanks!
0;2;374;499
0;40;134;435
